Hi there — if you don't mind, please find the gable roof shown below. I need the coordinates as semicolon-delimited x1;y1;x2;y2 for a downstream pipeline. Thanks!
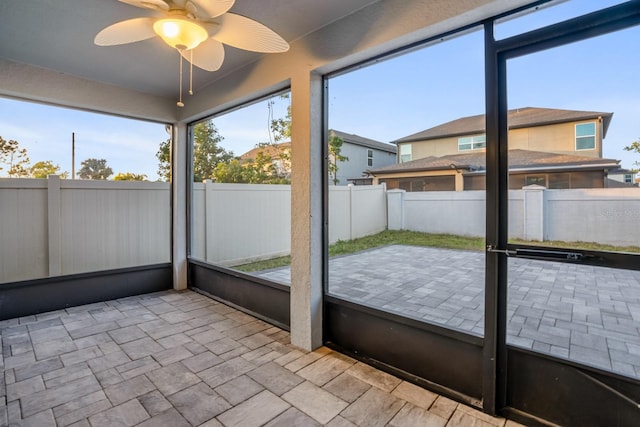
394;107;614;144
369;149;620;175
608;168;634;175
238;131;397;159
331;130;397;154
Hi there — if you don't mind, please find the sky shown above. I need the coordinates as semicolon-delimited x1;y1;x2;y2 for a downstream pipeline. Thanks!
0;99;169;180
328;0;639;170
212;93;290;157
1;0;638;179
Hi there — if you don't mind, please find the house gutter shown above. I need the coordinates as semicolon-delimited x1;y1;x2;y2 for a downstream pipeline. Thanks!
370;164;474;175
461;162;620;175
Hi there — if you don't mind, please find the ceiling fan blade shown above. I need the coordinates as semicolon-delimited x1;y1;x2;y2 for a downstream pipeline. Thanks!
181;38;225;71
213;13;289;53
186;0;234;19
94;17;157;46
118;0;169;11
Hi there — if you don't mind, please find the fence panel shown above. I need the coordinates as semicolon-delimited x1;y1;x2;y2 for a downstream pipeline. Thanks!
59;180;171;275
509;190;525;240
191;183;206;260
545;188;640;246
204;183;291;266
0;178;170;283
328;186;351;244
350;185;387;239
402;191;486;237
0;179;48;282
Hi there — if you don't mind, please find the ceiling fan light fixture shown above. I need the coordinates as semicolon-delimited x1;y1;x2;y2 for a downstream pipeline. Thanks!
101;0;288;107
153;17;208;50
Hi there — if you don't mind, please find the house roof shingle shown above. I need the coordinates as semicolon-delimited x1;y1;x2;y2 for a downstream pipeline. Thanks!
239;130;397;159
240;142;291;161
394;107;614;144
331;130;397;153
369;149;620;175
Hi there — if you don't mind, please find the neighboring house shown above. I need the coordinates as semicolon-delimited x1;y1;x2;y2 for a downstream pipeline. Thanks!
371;149;620;191
330;130;397;185
239;131;397;185
240;142;291;179
607;168;638;187
371;107;621;191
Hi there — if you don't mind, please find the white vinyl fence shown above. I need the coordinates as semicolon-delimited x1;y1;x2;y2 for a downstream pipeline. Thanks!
328;184;388;244
542;187;640;246
5;176;635;283
0;176;171;283
1;178;386;282
191;183;292;267
191;182;387;266
388;186;640;246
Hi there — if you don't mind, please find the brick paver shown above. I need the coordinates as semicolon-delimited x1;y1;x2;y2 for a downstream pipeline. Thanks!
259;245;640;379
0;290;522;426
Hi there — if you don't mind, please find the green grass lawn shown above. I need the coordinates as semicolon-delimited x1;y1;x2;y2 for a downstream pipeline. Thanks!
233;229;640;273
234;230;484;272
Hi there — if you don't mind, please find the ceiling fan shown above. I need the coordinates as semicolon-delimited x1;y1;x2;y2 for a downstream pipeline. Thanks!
95;0;289;105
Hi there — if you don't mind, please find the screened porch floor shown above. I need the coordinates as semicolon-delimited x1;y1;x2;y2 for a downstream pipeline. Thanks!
1;289;525;426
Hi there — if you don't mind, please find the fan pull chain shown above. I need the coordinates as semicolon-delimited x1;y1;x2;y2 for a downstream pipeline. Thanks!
189;50;194;96
177;51;185;107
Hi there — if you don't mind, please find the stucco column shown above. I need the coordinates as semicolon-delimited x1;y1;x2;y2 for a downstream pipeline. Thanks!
172;122;188;290
454;172;464;191
290;70;323;350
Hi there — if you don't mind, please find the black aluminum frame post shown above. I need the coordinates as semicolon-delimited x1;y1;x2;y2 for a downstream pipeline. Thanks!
483;20;509;415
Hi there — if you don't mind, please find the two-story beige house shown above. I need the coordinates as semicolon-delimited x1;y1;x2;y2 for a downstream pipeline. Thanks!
370;107;621;191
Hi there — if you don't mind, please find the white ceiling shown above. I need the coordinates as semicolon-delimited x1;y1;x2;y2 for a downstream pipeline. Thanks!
0;0;380;98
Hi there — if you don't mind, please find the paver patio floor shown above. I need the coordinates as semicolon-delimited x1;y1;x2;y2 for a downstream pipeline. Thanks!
0;290;526;426
258;245;640;380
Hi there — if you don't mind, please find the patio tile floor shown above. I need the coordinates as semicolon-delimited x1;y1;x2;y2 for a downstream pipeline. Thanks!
0;289;524;427
258;245;640;380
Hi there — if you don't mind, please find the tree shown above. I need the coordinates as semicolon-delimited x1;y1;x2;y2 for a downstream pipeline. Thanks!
113;172;147;181
78;158;113;180
269;93;291;143
193;120;234;182
213;151;290;184
212;159;248;183
328;131;348;185
156;120;233;182
624;137;640;172
30;160;68;179
156;138;171;181
265;95;348;184
0;136;31;177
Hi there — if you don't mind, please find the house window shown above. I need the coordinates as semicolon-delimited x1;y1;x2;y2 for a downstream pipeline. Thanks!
400;144;412;162
458;135;486;151
571;171;604;188
576;122;596;150
624;174;632;183
525;175;546;187
548;173;571;189
367;149;373;167
463;175;486;190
